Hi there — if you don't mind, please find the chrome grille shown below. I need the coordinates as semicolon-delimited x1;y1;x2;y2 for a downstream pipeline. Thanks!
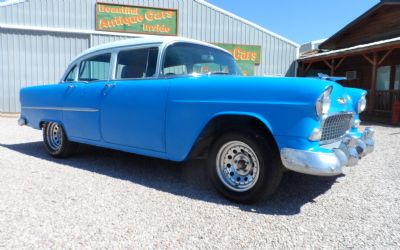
320;113;353;144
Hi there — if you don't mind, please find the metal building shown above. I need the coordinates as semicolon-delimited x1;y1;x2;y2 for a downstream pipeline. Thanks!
0;0;299;113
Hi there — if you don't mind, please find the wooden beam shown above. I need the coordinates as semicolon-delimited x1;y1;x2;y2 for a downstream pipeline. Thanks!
323;60;335;76
334;57;346;71
323;59;335;76
304;62;313;74
363;53;374;65
323;60;333;69
378;49;393;65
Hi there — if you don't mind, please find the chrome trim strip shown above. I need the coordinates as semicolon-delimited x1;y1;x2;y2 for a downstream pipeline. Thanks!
22;106;99;112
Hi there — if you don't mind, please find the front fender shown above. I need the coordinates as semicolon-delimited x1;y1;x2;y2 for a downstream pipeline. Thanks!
165;110;276;161
164;76;351;161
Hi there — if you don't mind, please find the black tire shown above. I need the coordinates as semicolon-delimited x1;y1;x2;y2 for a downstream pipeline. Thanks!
42;122;78;158
208;131;282;203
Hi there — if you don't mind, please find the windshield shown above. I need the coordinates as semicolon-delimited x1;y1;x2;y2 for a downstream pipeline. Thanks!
162;42;242;76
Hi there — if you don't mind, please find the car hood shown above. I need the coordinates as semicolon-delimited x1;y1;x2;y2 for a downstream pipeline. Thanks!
176;75;355;113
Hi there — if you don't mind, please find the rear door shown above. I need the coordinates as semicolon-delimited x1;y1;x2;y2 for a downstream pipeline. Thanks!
100;47;169;152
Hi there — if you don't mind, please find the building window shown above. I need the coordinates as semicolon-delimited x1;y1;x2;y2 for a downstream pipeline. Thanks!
395;65;400;90
79;53;111;82
376;66;391;91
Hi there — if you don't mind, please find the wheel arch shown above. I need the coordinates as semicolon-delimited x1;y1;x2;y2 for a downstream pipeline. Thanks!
187;112;279;160
39;119;70;139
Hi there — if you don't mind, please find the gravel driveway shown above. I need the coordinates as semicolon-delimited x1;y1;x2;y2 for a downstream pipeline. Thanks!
0;116;399;249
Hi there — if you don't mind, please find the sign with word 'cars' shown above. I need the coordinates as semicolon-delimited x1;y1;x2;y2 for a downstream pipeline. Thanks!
96;3;178;36
214;43;262;76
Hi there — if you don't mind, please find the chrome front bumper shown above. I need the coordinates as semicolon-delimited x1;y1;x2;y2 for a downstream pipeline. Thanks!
280;127;375;176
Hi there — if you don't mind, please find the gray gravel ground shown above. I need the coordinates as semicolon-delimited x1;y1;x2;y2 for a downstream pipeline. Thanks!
0;116;399;249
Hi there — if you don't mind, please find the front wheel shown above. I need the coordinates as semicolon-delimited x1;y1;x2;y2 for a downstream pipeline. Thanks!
208;132;282;203
43;122;78;158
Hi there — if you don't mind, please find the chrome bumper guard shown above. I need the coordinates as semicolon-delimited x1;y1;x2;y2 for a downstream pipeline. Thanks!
281;127;375;176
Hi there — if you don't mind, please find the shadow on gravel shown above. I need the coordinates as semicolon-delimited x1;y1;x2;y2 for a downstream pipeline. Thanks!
1;141;342;215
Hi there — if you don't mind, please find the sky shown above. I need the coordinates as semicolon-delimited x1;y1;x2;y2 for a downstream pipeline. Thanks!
206;0;380;45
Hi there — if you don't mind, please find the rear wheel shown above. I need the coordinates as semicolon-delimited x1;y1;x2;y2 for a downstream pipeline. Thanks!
43;122;77;158
208;131;282;203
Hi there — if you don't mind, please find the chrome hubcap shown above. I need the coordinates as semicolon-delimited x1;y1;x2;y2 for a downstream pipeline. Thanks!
216;141;260;192
46;122;63;151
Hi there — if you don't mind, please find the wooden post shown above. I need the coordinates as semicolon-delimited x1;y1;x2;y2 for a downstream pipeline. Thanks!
370;52;378;112
304;62;313;76
363;52;383;112
330;59;335;76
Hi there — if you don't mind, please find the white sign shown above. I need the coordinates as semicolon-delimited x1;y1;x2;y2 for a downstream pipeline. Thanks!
0;0;26;7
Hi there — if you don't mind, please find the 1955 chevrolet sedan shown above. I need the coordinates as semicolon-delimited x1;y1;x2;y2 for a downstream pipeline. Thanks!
19;36;375;203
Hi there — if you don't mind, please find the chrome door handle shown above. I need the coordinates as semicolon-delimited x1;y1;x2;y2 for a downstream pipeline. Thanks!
103;83;116;95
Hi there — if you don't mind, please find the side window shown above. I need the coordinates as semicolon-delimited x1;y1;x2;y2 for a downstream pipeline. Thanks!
116;47;159;79
78;53;111;82
64;65;77;82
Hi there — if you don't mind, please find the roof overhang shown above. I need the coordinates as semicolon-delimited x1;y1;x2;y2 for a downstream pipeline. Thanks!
299;36;400;62
319;0;400;50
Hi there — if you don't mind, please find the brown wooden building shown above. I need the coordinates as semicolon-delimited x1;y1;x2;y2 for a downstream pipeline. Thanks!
298;0;400;123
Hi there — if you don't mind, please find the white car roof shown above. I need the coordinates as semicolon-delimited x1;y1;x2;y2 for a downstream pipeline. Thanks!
74;36;230;61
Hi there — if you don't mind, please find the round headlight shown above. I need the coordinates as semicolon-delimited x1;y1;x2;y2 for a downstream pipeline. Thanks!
358;95;367;113
316;86;333;117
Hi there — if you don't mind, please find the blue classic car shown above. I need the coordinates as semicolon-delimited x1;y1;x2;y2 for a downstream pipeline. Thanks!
19;37;374;203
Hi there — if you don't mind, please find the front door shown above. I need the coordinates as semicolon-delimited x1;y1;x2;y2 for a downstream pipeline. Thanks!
100;79;168;152
100;47;168;152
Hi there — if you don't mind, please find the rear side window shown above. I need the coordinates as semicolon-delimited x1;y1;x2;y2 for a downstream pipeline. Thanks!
79;53;111;82
116;47;159;79
64;65;77;82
